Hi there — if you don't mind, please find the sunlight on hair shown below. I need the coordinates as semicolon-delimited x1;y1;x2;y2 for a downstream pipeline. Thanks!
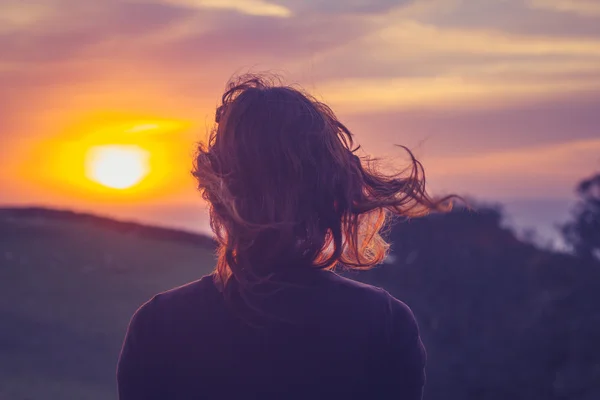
85;145;150;190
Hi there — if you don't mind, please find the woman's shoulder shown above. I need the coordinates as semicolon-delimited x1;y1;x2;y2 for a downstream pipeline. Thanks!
323;271;410;304
128;275;219;327
321;271;418;325
155;274;218;303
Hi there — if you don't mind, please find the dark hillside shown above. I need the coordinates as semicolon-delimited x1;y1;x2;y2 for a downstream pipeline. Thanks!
1;207;599;399
0;207;215;247
359;208;600;400
0;208;215;399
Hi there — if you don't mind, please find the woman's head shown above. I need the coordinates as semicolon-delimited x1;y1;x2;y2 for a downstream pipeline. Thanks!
194;74;450;290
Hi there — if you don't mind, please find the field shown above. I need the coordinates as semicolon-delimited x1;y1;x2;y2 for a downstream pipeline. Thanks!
1;207;599;400
0;208;215;399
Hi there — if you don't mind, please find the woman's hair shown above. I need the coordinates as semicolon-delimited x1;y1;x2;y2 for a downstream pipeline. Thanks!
193;74;452;295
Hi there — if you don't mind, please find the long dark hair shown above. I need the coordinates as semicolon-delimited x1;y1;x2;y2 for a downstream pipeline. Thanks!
193;74;452;297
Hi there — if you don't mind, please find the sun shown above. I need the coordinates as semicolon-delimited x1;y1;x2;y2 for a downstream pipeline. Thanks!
85;145;150;189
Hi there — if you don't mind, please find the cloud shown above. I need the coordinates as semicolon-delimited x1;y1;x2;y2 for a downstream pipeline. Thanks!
122;11;375;75
528;0;600;17
0;1;190;63
2;0;600;147
302;17;600;110
2;0;600;134
408;0;600;39
1;0;599;230
340;94;600;159
277;0;412;14
368;20;600;57
158;0;292;17
0;1;55;32
425;138;600;198
305;15;600;75
434;139;600;176
317;75;600;113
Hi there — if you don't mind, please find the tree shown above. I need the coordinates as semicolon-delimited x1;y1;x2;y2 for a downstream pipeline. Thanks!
561;173;600;260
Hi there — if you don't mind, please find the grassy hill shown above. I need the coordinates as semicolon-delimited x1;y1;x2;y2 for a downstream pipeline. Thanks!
1;207;599;399
0;207;216;399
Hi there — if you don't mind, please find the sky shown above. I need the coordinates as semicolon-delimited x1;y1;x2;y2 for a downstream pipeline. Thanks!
1;0;599;243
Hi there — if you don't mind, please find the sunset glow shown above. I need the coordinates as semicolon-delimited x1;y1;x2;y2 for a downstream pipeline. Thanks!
1;0;599;239
85;145;150;190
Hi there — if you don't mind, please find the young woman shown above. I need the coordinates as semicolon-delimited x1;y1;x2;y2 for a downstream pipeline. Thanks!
117;75;450;399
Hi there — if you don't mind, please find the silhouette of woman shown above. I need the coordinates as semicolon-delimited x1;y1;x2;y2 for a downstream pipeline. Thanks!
117;74;450;399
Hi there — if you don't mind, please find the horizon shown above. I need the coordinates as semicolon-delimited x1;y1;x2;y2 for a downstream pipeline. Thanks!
2;0;600;246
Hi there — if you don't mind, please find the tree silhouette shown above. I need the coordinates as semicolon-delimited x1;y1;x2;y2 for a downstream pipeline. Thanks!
562;173;600;260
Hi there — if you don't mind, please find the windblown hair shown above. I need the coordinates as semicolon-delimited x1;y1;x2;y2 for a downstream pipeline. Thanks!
193;74;452;296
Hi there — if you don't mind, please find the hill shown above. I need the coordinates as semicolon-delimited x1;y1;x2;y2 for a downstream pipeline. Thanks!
0;207;216;399
1;207;599;399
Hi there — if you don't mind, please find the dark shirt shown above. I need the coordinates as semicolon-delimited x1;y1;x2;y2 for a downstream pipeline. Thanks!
117;270;426;399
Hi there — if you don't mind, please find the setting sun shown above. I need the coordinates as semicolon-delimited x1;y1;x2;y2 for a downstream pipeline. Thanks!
85;145;150;189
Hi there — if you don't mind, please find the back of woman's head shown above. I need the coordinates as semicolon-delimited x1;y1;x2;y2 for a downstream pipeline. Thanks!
194;74;450;292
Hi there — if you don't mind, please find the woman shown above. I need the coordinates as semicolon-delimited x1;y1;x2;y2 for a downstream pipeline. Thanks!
117;75;450;399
